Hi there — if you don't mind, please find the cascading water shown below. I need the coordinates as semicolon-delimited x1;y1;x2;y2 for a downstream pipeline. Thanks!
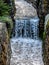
10;0;44;65
15;17;39;39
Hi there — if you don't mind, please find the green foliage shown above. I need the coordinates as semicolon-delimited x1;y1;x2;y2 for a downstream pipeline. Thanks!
0;16;13;29
46;20;49;29
43;32;46;41
0;0;14;37
0;0;11;16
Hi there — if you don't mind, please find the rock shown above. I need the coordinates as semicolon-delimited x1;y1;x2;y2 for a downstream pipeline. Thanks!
0;22;11;65
25;0;38;9
43;15;49;65
44;14;49;31
14;0;37;19
43;35;49;65
38;0;49;38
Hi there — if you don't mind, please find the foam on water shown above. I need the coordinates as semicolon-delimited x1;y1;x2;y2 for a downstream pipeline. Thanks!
10;38;44;65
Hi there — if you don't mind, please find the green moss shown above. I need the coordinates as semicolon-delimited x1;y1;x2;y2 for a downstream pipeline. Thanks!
0;0;14;37
42;20;49;41
46;20;49;29
0;16;13;28
43;32;46;41
0;0;11;16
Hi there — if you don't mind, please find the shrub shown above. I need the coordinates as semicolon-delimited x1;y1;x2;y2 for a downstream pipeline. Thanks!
0;0;11;16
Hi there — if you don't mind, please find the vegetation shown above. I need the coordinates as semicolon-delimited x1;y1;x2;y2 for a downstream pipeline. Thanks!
0;0;11;16
43;20;49;41
0;0;13;37
0;16;13;29
0;16;13;37
46;20;49;29
43;32;46;41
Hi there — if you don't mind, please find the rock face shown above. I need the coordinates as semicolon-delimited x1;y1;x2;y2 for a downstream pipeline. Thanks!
0;22;11;65
38;0;49;37
44;35;49;65
43;15;49;65
25;0;39;9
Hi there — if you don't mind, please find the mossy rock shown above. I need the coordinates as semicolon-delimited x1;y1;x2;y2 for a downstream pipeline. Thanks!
45;14;49;30
46;20;49;30
0;16;13;37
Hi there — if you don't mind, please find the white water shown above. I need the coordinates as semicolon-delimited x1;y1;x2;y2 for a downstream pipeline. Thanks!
14;0;37;18
10;38;44;65
15;17;39;39
10;0;44;65
10;18;44;65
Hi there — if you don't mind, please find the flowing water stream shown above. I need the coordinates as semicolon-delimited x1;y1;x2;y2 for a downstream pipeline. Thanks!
15;17;39;39
10;0;44;65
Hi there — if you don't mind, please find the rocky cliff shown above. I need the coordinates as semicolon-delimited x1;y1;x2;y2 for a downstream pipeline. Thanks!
0;22;11;65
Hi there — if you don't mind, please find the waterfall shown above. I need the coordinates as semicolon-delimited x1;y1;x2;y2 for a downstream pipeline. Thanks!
10;17;44;65
30;18;39;39
15;17;39;39
10;0;44;65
